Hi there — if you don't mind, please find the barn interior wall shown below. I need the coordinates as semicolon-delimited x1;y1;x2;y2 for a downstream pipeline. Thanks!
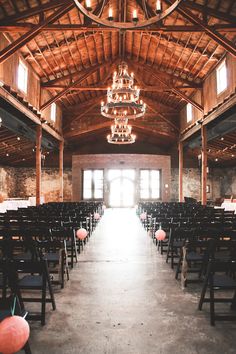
0;166;17;201
72;154;172;204
0;33;63;132
180;53;236;132
0;165;235;204
0;167;72;202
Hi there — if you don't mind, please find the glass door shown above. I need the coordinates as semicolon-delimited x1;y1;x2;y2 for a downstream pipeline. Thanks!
108;169;135;207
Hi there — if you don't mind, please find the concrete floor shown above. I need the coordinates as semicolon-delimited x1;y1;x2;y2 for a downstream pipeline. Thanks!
29;209;236;354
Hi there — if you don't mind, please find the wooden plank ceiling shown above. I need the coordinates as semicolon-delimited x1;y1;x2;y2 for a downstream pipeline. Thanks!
0;0;236;165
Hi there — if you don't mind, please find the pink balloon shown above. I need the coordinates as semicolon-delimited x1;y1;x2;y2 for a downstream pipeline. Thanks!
0;315;30;354
94;212;100;220
76;228;88;240
140;212;147;221
155;229;166;241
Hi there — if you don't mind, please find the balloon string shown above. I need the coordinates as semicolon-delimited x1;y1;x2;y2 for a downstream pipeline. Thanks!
11;296;16;316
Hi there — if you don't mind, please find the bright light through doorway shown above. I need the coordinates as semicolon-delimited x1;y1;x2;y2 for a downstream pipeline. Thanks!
108;169;135;207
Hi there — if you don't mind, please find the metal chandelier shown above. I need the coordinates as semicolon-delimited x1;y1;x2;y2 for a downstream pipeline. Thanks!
101;62;146;144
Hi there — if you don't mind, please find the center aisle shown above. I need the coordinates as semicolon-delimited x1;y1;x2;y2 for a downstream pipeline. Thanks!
31;208;236;354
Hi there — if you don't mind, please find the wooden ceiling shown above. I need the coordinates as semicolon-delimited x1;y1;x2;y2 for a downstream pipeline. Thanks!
0;0;236;166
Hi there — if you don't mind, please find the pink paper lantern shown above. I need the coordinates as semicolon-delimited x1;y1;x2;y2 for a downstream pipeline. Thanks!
94;212;100;220
155;229;166;241
76;228;88;240
140;212;147;221
0;315;30;354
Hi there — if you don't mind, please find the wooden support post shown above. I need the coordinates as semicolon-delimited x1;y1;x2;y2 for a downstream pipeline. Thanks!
201;125;207;206
59;140;64;202
36;125;42;206
179;141;183;202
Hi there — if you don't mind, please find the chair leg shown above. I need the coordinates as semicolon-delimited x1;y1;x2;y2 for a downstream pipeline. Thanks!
198;276;209;310
23;341;32;354
209;276;215;326
45;268;56;311
41;275;46;326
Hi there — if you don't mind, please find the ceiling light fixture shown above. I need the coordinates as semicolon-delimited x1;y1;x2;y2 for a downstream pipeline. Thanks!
101;62;146;120
107;118;136;144
73;0;183;29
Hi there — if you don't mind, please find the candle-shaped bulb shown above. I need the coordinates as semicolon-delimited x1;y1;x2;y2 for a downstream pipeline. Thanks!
108;7;113;19
133;9;138;20
156;0;161;12
86;0;91;9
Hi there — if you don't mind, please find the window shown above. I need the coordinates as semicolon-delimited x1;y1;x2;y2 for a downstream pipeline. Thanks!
17;59;28;93
83;170;104;200
51;103;57;122
186;103;193;123
216;59;227;94
140;170;161;200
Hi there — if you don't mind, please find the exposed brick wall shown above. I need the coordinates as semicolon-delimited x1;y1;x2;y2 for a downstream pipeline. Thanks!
0;166;16;201
212;167;236;199
0;166;72;202
72;154;171;204
1;164;235;204
172;168;201;201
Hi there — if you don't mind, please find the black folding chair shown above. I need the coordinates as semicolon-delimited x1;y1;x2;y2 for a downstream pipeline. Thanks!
198;240;236;325
8;259;56;326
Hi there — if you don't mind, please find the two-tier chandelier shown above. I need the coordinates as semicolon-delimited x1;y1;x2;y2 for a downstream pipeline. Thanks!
101;62;145;144
73;0;183;29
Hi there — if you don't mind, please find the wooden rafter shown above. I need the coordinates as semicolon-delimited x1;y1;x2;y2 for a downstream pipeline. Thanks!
40;61;115;111
183;0;236;24
0;3;75;64
129;61;204;112
0;0;69;24
170;0;236;57
142;96;179;132
1;24;236;33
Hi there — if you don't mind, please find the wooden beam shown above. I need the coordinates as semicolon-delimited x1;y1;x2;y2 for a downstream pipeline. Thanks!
64;121;111;138
201;125;207;206
171;0;236;57
1;24;236;33
142;97;180;132
184;1;236;24
0;3;74;64
40;61;113;111
178;141;183;202
130;60;201;89
0;1;69;24
59;140;64;202
64;96;105;129
44;84;199;91
134;63;204;112
0;86;63;141
36;125;42;206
